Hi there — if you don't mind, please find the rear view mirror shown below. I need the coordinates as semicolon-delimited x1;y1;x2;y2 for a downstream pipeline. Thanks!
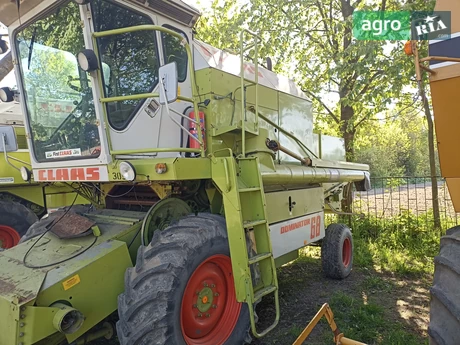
159;62;178;105
0;125;18;152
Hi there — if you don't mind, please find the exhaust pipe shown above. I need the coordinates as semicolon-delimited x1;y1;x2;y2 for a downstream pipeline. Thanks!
51;303;85;334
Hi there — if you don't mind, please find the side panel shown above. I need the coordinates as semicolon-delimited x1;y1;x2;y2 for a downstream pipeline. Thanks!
35;241;132;343
270;211;325;258
278;92;314;161
265;187;324;224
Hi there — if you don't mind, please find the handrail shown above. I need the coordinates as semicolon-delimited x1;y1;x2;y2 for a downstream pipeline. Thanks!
239;29;262;158
91;25;205;157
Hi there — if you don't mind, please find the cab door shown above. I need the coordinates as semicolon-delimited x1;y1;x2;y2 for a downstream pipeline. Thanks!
91;0;193;158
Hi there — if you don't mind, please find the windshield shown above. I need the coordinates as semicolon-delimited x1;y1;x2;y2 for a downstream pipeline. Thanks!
15;1;101;162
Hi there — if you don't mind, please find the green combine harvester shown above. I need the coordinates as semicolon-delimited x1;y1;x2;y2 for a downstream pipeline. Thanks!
0;0;370;344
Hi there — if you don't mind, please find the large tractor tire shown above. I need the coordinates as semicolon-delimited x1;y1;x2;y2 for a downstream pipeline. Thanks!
321;223;353;279
117;213;251;345
0;200;38;250
428;226;460;345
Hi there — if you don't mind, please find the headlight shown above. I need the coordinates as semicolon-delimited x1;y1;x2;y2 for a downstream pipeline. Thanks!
0;87;14;102
119;161;136;182
20;166;32;182
77;49;99;72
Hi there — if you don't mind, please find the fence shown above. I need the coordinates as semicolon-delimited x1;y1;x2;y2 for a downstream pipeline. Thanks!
350;176;460;230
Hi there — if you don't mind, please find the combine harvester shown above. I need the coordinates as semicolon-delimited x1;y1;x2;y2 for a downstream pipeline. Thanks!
0;100;86;250
406;1;460;344
0;0;370;344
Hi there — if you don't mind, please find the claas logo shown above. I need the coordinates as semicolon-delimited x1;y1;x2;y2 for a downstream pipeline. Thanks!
37;167;100;181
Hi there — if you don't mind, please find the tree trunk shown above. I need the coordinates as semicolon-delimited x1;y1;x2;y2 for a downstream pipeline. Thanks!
419;80;441;229
340;104;355;161
0;51;13;82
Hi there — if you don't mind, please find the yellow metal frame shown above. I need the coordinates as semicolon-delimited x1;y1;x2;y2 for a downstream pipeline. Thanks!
292;303;367;345
92;25;205;157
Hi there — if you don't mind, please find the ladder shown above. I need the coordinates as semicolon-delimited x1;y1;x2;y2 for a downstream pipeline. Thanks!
211;150;280;338
239;29;261;157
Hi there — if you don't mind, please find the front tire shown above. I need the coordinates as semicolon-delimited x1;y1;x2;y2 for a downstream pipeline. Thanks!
0;201;38;249
428;226;460;345
116;213;250;345
321;223;353;279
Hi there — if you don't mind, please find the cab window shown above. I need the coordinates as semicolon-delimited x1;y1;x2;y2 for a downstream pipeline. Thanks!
93;0;160;130
161;25;188;82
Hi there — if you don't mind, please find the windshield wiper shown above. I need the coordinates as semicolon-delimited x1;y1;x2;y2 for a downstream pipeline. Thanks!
27;27;36;70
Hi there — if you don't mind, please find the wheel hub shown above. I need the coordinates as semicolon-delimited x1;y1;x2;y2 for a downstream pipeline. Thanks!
0;225;21;249
181;255;242;345
196;286;214;313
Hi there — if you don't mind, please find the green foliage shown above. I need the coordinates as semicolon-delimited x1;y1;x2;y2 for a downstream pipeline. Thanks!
196;0;436;160
351;210;444;275
328;292;425;345
354;108;440;178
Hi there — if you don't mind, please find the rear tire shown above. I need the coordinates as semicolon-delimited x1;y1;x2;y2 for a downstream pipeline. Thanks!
428;226;460;345
321;223;353;279
0;201;38;249
116;213;251;345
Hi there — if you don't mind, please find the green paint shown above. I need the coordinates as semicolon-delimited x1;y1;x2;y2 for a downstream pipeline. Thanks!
211;153;280;338
197;287;214;313
0;209;143;344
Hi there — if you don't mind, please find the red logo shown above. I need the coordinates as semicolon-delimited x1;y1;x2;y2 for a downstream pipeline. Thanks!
37;167;100;181
279;215;321;239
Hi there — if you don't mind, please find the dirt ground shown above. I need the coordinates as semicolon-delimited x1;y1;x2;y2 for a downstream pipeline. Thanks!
249;250;430;345
93;248;430;345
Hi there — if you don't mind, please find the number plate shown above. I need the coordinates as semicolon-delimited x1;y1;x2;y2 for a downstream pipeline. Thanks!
269;211;325;259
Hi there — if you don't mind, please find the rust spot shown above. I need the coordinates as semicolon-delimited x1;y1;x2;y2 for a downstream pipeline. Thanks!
50;212;96;239
0;278;16;296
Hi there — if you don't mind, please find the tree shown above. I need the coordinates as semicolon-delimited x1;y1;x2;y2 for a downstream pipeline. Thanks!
196;0;435;161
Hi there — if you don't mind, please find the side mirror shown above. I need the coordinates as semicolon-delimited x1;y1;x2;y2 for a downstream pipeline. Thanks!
0;126;18;152
159;62;178;105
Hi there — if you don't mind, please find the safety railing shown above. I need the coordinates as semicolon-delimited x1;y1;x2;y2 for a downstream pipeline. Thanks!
239;29;261;158
91;25;205;157
406;40;460;81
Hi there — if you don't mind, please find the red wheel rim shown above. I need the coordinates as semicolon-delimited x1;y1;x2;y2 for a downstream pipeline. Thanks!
0;225;20;249
342;237;352;267
180;254;242;345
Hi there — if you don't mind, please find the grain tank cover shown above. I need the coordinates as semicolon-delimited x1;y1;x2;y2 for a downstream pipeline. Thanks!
193;40;309;100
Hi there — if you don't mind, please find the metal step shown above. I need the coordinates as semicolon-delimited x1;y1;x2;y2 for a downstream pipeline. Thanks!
243;219;267;228
239;187;261;193
248;252;272;265
254;285;277;302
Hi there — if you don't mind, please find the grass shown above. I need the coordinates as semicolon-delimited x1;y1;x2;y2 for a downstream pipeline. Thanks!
285;212;438;345
347;210;446;275
325;292;427;345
